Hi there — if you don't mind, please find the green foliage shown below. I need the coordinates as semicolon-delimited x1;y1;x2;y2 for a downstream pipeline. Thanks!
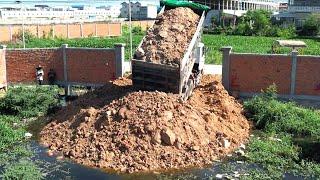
301;14;320;36
244;86;320;138
0;86;59;118
1;160;42;180
276;25;297;38
0;119;25;152
13;29;37;43
202;34;320;64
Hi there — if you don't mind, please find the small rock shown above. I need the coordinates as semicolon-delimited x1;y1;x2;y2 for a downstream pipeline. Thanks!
239;143;246;150
151;131;162;144
161;129;176;146
118;107;127;119
236;149;245;156
236;161;244;164
191;145;200;151
13;123;18;127
24;132;32;139
222;139;231;148
56;155;64;161
215;174;223;179
162;111;173;121
46;150;54;157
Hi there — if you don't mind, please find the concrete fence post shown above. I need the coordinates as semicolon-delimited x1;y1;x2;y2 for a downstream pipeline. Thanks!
9;26;13;41
95;23;98;37
62;44;71;96
290;50;298;97
67;24;70;38
115;43;126;78
80;23;83;38
0;45;7;91
221;46;232;92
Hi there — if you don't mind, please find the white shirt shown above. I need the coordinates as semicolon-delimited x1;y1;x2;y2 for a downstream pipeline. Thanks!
36;69;44;81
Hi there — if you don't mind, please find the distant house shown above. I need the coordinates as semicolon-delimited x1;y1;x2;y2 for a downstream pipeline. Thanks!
275;0;320;27
193;0;279;26
120;1;157;20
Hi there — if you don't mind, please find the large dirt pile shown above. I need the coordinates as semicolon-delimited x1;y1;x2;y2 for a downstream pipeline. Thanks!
40;75;250;173
135;7;199;66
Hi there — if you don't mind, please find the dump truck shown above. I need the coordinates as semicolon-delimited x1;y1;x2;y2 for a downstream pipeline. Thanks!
131;4;207;101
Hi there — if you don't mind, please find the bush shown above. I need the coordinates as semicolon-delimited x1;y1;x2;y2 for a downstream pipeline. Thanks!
244;85;320;139
1;160;42;180
276;25;297;38
13;29;36;43
0;86;59;118
300;15;320;36
0;120;25;151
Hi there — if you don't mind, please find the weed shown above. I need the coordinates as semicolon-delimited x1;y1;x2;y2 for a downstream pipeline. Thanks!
1;160;42;180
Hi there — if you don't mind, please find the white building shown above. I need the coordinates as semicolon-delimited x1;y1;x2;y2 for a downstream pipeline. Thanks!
120;2;157;20
0;5;121;20
194;0;279;26
275;0;320;27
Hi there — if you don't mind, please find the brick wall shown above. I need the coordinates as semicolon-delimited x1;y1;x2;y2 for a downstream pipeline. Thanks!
66;48;116;84
295;56;320;96
6;48;63;83
229;54;292;94
0;49;6;88
0;22;122;42
3;45;123;85
222;47;320;99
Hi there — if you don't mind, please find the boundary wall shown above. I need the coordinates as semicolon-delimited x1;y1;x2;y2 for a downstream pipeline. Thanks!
0;22;122;42
0;44;125;91
221;47;320;100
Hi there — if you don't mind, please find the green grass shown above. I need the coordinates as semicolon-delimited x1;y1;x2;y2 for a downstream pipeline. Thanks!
7;35;144;61
203;34;320;64
226;86;320;179
0;85;60;179
7;33;320;64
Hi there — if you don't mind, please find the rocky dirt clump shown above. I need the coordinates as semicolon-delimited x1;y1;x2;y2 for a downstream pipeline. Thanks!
40;75;250;173
135;7;200;66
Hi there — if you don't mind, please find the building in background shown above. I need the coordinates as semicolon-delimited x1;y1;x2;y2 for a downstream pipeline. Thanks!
275;0;320;27
193;0;279;26
120;1;157;20
0;5;121;21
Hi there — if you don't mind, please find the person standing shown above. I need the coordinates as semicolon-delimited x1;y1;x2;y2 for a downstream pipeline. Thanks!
48;68;56;85
36;65;44;85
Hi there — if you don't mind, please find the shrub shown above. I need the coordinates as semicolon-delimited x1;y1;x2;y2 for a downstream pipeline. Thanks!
244;85;320;139
1;160;42;180
276;25;297;38
300;14;320;36
12;29;36;43
0;86;59;118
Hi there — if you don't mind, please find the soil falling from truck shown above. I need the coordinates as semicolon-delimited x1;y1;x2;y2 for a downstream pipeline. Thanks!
135;7;200;66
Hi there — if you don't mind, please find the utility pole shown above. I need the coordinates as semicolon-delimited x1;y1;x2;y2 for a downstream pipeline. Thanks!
128;0;133;60
15;1;25;49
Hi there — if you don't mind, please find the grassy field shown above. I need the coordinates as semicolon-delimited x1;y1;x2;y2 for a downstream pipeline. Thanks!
6;34;320;64
203;34;320;64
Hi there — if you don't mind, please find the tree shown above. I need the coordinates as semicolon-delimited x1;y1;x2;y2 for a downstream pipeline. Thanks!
301;14;320;36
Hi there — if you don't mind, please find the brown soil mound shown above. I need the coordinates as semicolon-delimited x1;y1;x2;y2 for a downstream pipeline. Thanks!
135;7;199;66
40;75;250;173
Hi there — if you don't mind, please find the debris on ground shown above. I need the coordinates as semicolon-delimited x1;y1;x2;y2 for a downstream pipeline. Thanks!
135;7;199;66
40;75;250;173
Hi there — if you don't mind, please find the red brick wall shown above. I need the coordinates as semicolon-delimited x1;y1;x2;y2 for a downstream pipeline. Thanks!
0;22;122;42
0;50;7;87
6;49;63;83
5;48;116;84
229;54;292;94
295;56;320;96
66;48;116;83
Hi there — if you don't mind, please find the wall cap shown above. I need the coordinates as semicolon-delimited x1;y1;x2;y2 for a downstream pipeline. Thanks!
220;46;232;52
61;44;68;48
115;43;126;47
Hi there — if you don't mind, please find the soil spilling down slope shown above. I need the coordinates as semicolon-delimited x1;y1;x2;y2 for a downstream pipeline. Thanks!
135;7;200;66
40;75;250;173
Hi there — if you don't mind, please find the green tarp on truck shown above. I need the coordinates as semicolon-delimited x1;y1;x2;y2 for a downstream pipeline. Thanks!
160;0;210;11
